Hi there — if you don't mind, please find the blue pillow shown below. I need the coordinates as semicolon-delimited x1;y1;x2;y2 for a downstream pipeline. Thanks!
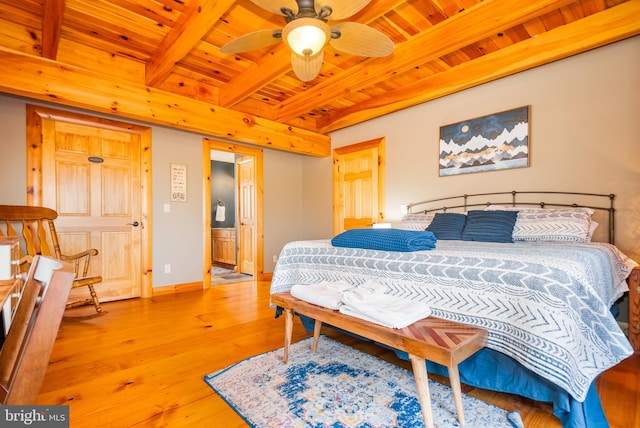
461;210;519;243
426;212;467;240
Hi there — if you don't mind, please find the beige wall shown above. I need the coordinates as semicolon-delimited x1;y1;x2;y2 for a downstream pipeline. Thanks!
317;36;640;263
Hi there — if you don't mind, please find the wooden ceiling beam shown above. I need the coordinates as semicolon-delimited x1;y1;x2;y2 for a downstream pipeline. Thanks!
0;47;330;157
42;0;65;59
219;45;291;108
317;0;640;132
145;0;236;88
271;0;578;123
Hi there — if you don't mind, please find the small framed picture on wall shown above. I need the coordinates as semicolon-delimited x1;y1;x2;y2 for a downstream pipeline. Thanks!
170;163;187;202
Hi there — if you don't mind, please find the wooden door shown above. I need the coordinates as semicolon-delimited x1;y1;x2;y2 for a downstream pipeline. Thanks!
30;109;146;303
237;156;255;275
333;138;386;235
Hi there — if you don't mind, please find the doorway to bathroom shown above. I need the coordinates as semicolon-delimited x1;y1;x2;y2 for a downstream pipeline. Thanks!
202;139;263;287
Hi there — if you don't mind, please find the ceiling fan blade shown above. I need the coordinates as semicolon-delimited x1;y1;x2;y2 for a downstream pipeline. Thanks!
290;51;324;82
220;29;282;54
329;22;394;57
316;0;372;20
248;0;298;16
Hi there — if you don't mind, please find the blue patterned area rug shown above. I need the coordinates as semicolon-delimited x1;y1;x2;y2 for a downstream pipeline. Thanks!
204;336;524;428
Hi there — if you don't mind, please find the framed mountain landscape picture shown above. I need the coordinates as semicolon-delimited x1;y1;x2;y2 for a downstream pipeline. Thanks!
439;106;530;176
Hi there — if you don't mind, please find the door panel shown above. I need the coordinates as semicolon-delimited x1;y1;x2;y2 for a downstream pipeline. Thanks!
334;138;386;235
238;156;255;275
41;118;142;302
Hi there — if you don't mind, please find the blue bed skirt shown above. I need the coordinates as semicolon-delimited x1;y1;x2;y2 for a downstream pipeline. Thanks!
294;313;609;428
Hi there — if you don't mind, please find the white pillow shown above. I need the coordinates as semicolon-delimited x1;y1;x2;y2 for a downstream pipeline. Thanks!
512;208;594;242
485;205;595;242
397;213;434;230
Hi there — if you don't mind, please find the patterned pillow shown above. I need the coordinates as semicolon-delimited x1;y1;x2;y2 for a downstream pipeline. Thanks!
426;212;466;240
461;210;519;243
398;213;434;230
511;208;594;242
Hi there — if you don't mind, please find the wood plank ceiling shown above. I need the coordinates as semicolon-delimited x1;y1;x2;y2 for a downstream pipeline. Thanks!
0;0;638;156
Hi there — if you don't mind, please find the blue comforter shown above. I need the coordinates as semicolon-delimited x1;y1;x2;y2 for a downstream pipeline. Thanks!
271;239;636;426
331;228;436;252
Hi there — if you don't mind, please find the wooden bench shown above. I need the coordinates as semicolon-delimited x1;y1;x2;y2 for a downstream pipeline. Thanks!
271;292;488;428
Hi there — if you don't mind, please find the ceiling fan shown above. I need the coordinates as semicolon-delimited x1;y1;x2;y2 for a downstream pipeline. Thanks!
220;0;394;82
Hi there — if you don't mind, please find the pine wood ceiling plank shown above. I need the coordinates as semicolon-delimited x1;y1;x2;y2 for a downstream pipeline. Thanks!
317;0;640;132
61;4;164;57
522;18;548;38
0;20;41;55
429;0;466;16
349;0;414;25
272;0;578;124
558;3;586;22
403;0;448;25
580;0;607;15
57;38;145;82
145;0;236;87
107;0;181;28
0;47;330;156
540;9;569;30
42;0;65;59
154;0;188;13
508;24;535;42
474;35;502;55
69;0;165;40
177;41;242;84
0;1;43;28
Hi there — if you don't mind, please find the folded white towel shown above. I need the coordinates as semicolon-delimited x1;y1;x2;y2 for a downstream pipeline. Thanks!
290;281;354;310
354;279;388;296
340;291;431;329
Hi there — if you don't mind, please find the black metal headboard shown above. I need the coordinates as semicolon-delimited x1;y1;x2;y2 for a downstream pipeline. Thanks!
406;190;616;244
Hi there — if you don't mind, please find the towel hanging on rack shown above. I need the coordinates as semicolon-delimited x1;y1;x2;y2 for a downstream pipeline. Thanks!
215;205;226;222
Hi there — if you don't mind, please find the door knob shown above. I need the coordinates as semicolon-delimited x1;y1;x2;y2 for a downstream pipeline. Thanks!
128;221;140;227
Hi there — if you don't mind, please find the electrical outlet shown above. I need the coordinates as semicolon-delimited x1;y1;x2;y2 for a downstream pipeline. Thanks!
164;203;170;213
164;264;171;274
273;255;278;263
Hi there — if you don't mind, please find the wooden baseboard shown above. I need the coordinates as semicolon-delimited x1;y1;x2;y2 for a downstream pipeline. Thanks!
152;281;203;296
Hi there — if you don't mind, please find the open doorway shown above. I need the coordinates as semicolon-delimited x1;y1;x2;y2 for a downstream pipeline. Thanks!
202;139;264;288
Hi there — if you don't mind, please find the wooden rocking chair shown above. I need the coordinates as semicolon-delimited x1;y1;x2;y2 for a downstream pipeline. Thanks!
0;205;103;312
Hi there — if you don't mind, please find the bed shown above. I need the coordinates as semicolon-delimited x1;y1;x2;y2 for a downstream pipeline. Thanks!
270;191;637;428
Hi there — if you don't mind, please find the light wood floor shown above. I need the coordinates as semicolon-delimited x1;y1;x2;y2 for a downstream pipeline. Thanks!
38;280;639;427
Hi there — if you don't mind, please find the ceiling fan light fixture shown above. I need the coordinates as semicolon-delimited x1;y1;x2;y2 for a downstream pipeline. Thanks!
282;18;330;57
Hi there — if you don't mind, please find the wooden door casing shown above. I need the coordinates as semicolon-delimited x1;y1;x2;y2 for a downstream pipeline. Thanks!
26;105;153;301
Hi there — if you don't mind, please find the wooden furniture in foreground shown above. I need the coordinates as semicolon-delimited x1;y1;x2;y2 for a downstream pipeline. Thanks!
0;255;74;404
271;292;488;428
628;266;640;353
0;205;103;312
